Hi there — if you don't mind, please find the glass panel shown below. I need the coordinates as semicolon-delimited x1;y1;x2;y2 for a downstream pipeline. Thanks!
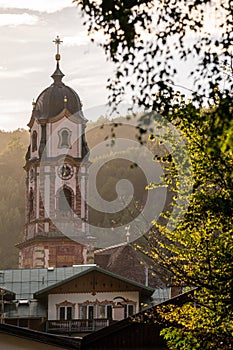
128;304;134;316
124;305;127;319
80;305;87;319
61;130;69;147
67;306;72;320
32;131;37;152
88;305;94;320
99;305;105;319
59;307;65;320
107;305;112;320
29;190;33;214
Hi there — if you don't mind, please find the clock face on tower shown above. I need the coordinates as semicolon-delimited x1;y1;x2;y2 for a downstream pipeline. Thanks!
58;163;74;180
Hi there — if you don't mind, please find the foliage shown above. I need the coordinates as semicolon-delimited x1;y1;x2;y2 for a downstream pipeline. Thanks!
138;95;233;349
74;0;232;110
74;1;233;347
160;302;233;349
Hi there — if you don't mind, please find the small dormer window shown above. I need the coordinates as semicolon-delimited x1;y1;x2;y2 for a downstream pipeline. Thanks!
32;130;37;152
58;128;71;149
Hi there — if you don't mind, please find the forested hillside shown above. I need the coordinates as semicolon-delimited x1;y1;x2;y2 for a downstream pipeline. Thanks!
0;117;164;268
86;116;165;233
0;130;29;268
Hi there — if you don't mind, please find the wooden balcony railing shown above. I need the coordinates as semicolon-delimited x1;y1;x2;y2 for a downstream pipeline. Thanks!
46;319;113;334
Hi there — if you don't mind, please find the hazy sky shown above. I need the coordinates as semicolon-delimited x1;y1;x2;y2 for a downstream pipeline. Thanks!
0;0;114;130
0;1;223;131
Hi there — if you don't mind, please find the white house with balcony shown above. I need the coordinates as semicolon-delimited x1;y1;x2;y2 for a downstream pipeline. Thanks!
0;265;154;335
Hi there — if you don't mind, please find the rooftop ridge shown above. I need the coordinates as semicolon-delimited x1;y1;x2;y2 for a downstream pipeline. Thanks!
95;242;127;254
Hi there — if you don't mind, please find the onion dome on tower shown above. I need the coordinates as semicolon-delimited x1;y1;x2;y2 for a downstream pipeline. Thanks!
31;35;86;123
26;36;89;161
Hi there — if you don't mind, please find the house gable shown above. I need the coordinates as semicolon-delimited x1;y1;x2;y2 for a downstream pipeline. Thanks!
35;267;153;297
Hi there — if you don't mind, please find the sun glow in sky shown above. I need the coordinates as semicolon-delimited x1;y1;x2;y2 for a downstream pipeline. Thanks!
0;1;114;130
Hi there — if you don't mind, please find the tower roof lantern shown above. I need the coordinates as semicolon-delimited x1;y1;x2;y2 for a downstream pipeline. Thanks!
32;36;85;121
51;35;65;84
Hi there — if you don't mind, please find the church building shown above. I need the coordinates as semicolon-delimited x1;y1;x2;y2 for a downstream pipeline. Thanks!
17;36;91;269
15;37;167;290
0;38;180;343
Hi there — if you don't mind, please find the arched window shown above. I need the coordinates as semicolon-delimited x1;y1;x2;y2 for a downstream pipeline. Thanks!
61;130;69;147
58;128;71;149
58;187;72;211
32;130;37;152
29;189;34;217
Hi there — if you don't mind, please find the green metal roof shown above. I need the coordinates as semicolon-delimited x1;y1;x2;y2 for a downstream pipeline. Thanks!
0;265;154;300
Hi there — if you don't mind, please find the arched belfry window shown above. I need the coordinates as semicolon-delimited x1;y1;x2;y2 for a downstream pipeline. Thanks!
58;187;73;211
32;130;37;152
58;128;71;149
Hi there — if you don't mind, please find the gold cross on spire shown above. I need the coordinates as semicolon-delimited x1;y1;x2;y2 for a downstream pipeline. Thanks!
53;35;63;61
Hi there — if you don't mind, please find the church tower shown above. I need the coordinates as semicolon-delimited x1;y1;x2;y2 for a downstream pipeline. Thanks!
17;37;91;268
